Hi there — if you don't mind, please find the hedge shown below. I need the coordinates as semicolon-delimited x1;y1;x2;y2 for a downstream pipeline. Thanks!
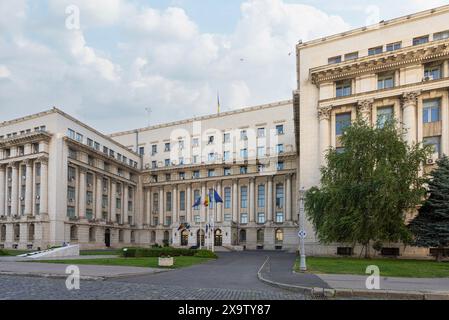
194;249;218;259
121;247;196;258
0;249;10;256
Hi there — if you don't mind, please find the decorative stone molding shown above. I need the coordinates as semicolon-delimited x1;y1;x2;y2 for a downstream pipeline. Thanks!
357;99;374;115
310;41;449;85
318;106;332;121
37;155;49;164
8;161;18;168
23;159;33;167
401;91;421;108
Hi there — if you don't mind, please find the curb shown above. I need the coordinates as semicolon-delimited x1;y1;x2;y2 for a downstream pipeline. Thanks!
256;257;449;300
0;271;105;281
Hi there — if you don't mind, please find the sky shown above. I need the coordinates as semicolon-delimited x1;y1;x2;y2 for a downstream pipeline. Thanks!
1;0;448;133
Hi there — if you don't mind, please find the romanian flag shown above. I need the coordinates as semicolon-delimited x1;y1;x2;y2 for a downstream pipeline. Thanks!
204;194;210;207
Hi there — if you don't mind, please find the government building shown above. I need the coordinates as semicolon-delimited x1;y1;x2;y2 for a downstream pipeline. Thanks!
1;5;449;257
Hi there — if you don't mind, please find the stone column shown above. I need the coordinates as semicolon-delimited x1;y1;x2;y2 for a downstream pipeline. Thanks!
216;181;222;222
357;99;373;124
286;174;292;222
39;157;48;215
186;184;192;223
267;175;273;222
95;175;102;220
10;162;18;217
24;160;33;216
318;106;332;166
172;184;178;224
78;168;86;219
0;165;5;216
159;187;164;226
123;184;129;224
146;188;151;226
402;91;421;145
249;177;255;223
232;179;238;223
201;183;206;223
110;180;116;222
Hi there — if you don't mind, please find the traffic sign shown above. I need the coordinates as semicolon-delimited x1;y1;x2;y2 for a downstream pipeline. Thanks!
298;230;307;239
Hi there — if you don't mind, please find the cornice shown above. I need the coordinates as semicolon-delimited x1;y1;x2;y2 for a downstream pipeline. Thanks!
310;40;449;85
0;131;52;148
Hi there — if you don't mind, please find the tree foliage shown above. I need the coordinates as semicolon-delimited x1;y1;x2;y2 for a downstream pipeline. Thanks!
410;156;449;261
305;118;431;257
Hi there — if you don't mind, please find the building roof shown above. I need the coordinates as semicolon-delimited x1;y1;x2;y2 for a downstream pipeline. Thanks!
296;4;449;49
0;107;140;157
109;99;293;137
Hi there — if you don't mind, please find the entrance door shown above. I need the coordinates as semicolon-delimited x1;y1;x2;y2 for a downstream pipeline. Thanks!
214;229;223;246
181;230;189;246
105;229;111;247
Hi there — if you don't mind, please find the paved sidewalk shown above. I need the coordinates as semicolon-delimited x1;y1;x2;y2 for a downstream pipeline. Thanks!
0;261;166;280
259;253;449;298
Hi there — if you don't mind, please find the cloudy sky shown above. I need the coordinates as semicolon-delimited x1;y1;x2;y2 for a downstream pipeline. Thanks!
1;0;448;133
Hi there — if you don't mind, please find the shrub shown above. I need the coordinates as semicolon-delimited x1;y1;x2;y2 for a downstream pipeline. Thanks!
120;247;195;258
0;249;10;256
194;249;218;259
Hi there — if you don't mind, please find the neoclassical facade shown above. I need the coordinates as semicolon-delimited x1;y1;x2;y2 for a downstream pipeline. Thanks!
0;101;300;251
296;4;449;257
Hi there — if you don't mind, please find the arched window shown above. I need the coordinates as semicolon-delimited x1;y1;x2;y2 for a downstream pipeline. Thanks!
239;229;247;243
214;229;222;246
70;225;78;241
275;229;284;244
196;229;205;247
28;224;35;241
257;229;264;243
1;225;6;241
89;227;95;242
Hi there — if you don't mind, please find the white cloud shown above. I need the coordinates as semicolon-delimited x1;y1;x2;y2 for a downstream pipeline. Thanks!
0;66;11;79
0;0;351;132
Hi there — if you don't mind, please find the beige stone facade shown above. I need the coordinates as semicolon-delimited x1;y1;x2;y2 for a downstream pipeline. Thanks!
0;101;299;252
296;5;449;258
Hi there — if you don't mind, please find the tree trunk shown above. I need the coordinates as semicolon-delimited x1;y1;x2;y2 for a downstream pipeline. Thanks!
436;245;444;262
364;242;371;259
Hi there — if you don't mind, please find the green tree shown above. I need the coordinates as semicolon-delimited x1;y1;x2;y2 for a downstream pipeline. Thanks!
305;118;431;258
410;156;449;261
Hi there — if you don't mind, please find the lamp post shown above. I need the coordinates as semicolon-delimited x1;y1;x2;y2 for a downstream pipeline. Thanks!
299;187;307;272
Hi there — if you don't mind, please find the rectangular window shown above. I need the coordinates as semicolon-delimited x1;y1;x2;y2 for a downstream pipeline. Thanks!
424;64;442;80
153;194;159;212
139;147;144;156
434;31;449;41
240;130;248;140
194;215;200;223
276;212;284;223
336;113;351;135
152;145;158;155
258;184;265;208
192;138;199;147
166;216;172;226
208;153;215;162
67;129;76;139
240;213;248;224
276;125;284;135
240;186;248;209
87;138;93;147
257;146;265;158
224;214;232;222
224;187;231;209
423;136;441;159
344;52;358;61
180;191;186;211
166;192;172;211
193;171;200;179
76;133;83;143
386;42;402;52
223;133;231;143
67;207;75;218
68;167;76;181
368;46;383;56
276;144;284;154
257;128;265;138
208;136;215;144
224;168;232;176
423;99;441;123
328;56;341;64
413;35;429;46
377;106;394;128
164;143;170;152
208;169;215;177
223;151;231;161
240;166;248;174
276;184;284;208
277;161;284;171
116;198;121;209
102;195;108;209
152;161;157;169
336;80;352;97
240;148;248;159
378;73;395;89
67;186;75;202
165;159;170;167
258;212;266;224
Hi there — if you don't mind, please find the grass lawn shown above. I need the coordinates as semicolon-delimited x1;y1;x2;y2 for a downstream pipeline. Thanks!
295;257;449;278
0;249;33;256
33;256;212;269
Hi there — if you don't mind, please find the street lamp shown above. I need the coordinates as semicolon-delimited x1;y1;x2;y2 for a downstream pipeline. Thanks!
298;187;307;272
